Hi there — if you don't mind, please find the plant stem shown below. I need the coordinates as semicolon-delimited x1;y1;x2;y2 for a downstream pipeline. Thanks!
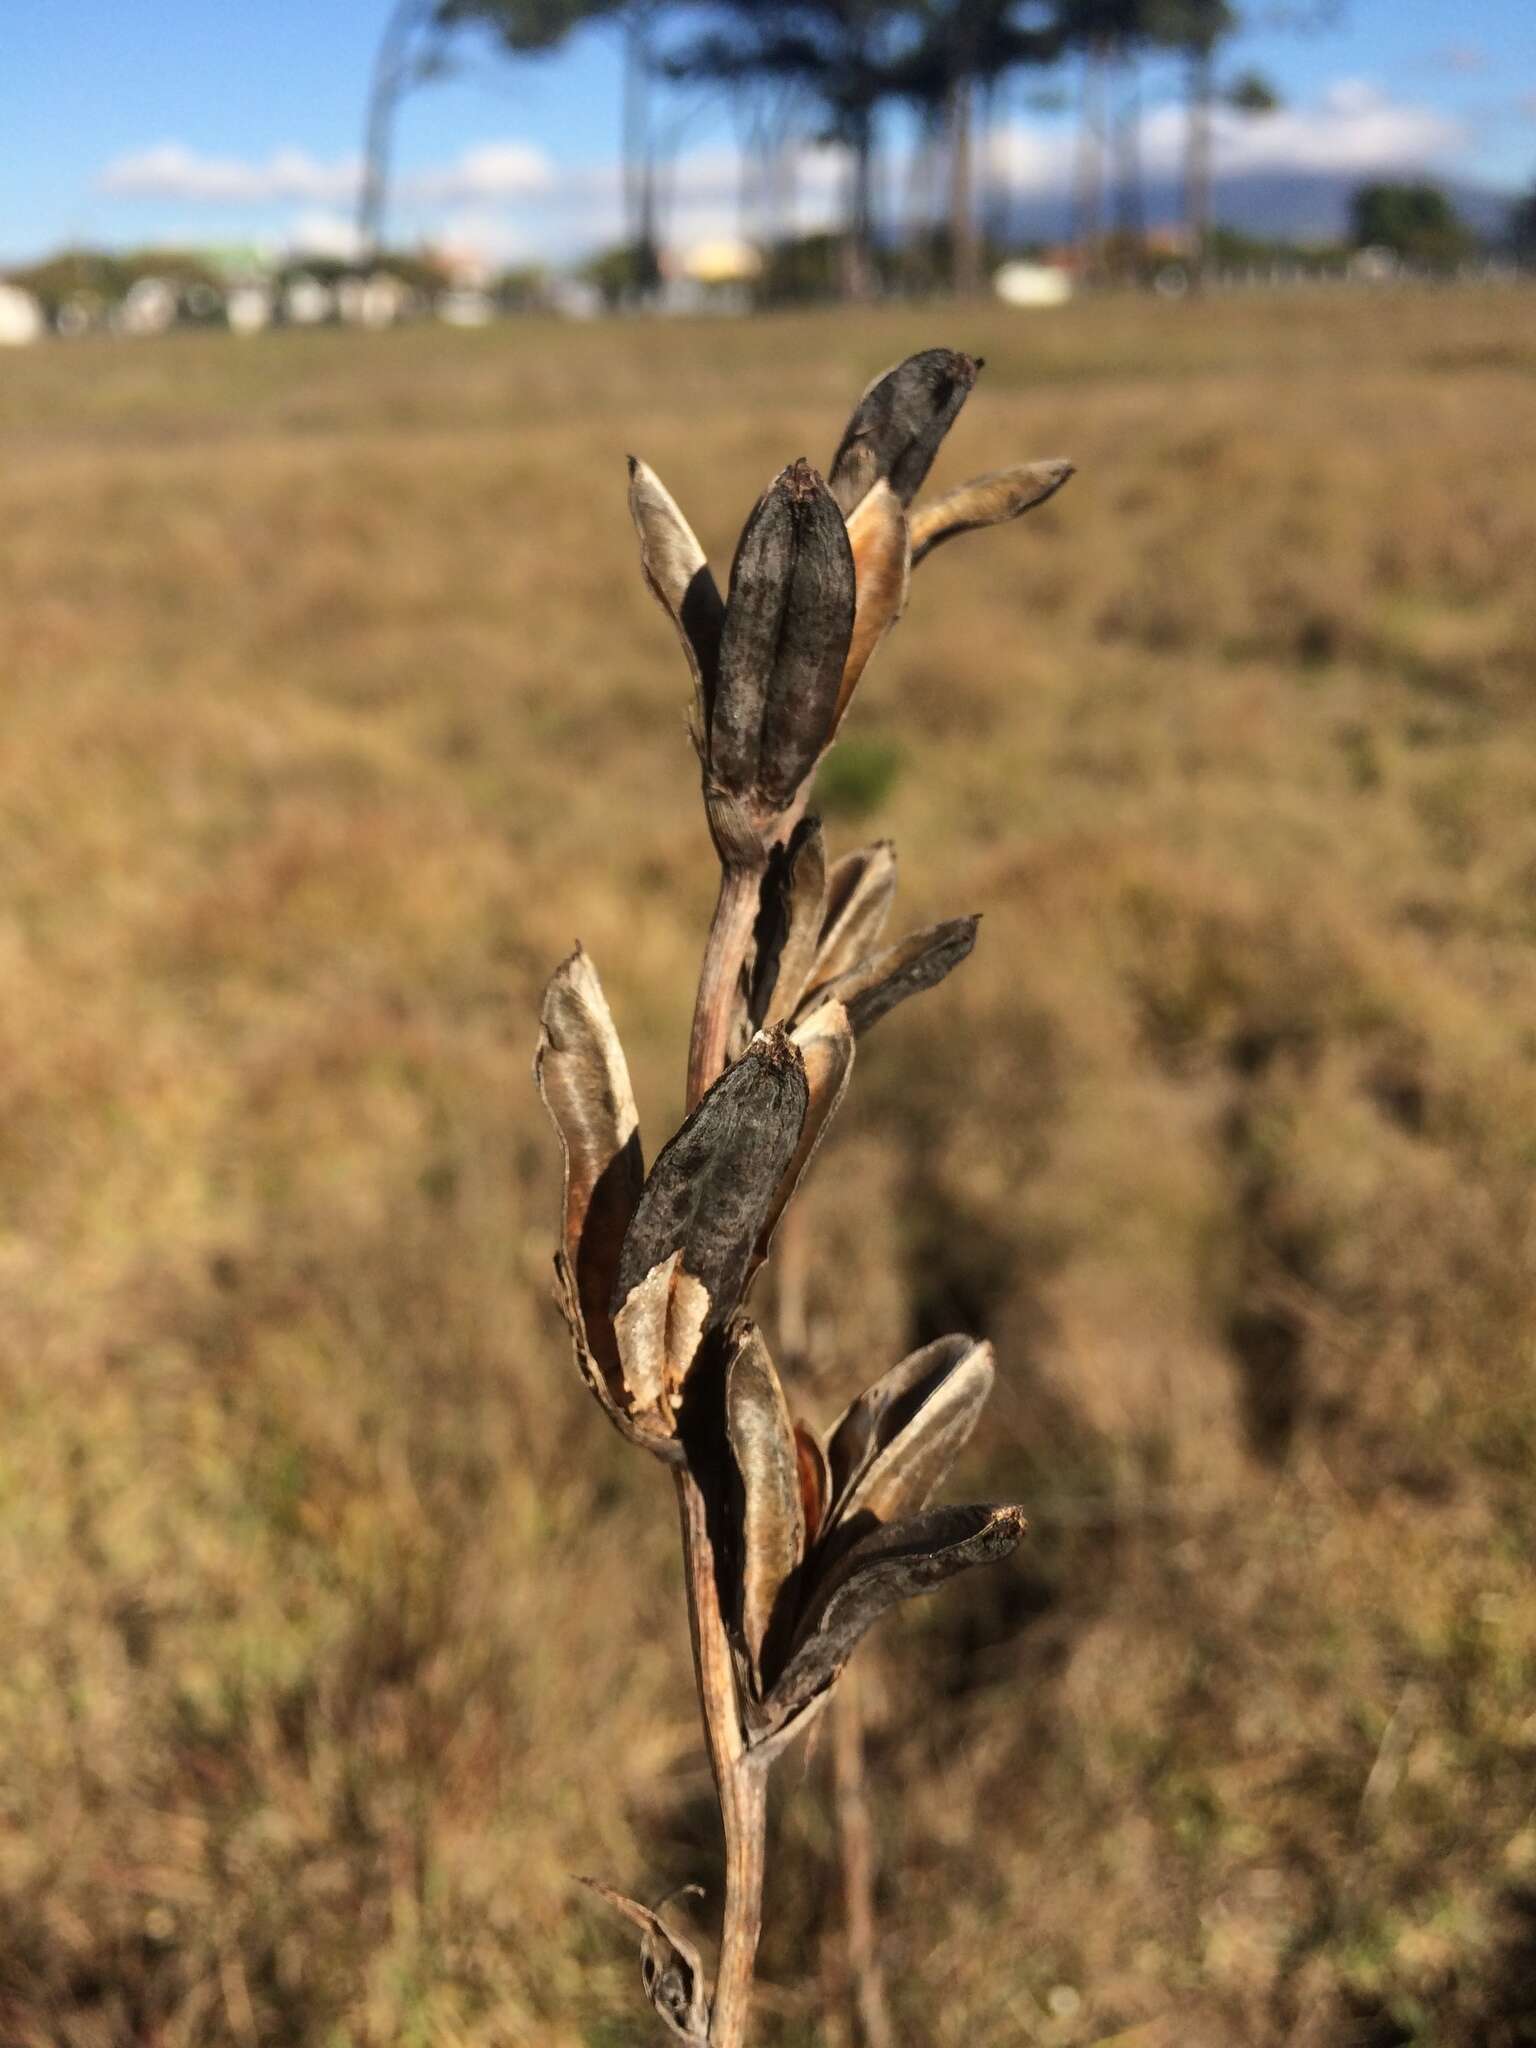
833;1668;893;2048
675;1464;769;2047
687;860;764;1110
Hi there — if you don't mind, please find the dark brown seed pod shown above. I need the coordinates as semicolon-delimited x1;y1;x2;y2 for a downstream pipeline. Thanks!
612;1030;810;1357
828;349;981;517
816;915;979;1037
910;458;1075;568
711;459;856;816
758;1504;1027;1742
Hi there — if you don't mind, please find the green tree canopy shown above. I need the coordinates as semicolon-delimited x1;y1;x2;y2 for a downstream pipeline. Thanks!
1350;181;1473;269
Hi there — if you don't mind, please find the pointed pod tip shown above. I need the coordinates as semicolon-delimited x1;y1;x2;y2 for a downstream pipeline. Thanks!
785;455;823;500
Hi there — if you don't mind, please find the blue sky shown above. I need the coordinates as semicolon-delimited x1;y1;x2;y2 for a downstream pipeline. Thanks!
2;1;1533;267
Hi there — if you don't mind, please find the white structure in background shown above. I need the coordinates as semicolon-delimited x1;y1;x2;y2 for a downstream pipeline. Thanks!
56;293;104;337
682;237;762;288
227;283;275;335
994;260;1074;309
437;287;494;327
283;273;333;326
0;283;45;346
336;272;410;329
547;276;602;320
118;276;179;336
1347;245;1399;285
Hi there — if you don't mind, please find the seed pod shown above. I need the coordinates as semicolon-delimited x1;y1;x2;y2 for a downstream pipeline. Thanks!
725;1324;806;1692
816;915;979;1037
711;460;857;816
748;999;854;1288
910;458;1075;568
828;349;981;517
534;948;648;1437
628;456;725;734
757;1504;1027;1745
748;817;827;1032
824;1336;996;1537
803;841;899;1001
612;1030;810;1377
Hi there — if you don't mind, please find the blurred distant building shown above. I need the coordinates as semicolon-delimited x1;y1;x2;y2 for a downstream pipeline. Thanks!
993;260;1073;308
0;283;45;346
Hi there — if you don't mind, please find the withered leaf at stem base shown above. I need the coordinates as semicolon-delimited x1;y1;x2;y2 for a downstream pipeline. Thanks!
815;915;979;1037
612;1030;810;1366
757;1504;1027;1744
828;349;981;518
711;459;856;815
910;459;1075;568
725;1324;806;1694
578;1879;710;2045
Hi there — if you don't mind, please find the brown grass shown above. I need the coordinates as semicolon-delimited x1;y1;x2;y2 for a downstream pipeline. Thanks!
2;287;1535;2047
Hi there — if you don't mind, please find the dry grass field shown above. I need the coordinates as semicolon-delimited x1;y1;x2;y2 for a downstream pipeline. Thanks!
2;287;1535;2048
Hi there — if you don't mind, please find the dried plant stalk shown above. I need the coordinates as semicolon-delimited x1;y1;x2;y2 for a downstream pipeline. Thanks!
538;351;1073;2044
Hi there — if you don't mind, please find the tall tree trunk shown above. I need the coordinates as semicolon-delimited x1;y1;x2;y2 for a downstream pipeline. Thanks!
842;110;876;302
1112;56;1145;258
357;0;423;259
1072;44;1108;282
1185;44;1215;285
948;70;978;294
622;9;660;296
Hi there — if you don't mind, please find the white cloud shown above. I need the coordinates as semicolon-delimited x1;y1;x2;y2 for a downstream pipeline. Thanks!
98;83;1468;266
986;79;1463;192
287;210;365;262
411;142;554;202
101;142;363;204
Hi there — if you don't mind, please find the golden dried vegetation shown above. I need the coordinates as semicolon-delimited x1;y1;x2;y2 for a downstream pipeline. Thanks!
2;288;1535;2047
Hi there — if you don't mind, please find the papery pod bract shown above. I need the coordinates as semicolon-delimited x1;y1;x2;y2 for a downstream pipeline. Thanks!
910;458;1075;568
627;456;725;736
837;480;910;731
535;948;657;1447
725;1322;807;1694
824;1336;996;1537
804;841;899;1001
